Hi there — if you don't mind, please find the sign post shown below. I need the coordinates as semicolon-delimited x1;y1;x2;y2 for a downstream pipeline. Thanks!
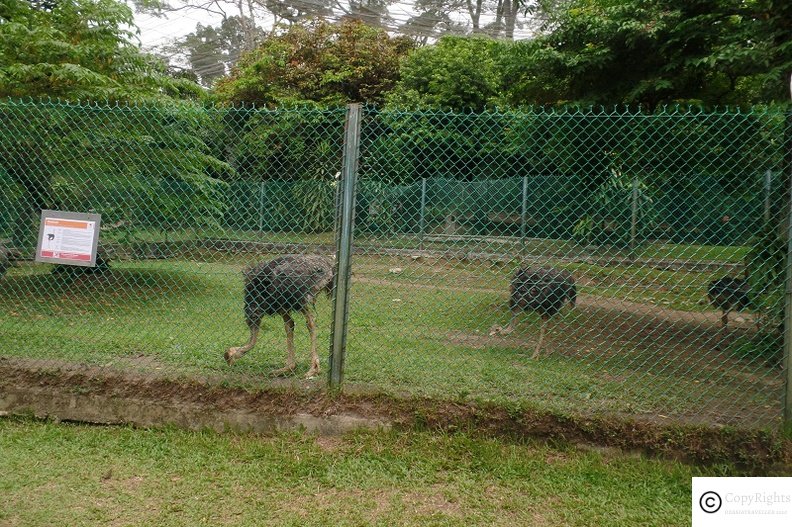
35;210;101;267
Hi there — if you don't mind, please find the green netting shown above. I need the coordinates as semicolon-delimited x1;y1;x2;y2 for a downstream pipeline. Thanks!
224;180;337;233
0;99;789;431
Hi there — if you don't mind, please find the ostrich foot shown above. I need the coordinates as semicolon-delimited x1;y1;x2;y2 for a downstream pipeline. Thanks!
305;364;321;379
224;348;242;366
271;362;297;377
489;325;513;337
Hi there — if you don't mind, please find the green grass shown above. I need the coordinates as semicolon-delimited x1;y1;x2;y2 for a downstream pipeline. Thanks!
354;255;715;312
637;243;748;262
0;417;702;526
0;255;781;428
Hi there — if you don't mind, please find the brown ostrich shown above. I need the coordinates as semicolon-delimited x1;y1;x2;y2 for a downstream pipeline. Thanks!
225;254;334;378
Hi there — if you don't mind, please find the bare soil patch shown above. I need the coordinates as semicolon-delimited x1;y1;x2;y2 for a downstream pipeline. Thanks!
1;357;789;474
354;276;755;329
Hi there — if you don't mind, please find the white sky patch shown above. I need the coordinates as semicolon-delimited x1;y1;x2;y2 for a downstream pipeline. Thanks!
132;2;535;52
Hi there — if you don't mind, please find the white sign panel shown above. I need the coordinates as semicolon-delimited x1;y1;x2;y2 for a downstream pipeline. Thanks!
35;210;101;267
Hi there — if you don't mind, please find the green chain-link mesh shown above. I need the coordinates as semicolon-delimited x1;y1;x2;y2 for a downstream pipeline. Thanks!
0;99;788;429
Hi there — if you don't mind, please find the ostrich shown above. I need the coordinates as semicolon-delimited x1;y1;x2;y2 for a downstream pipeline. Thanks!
0;241;21;279
490;267;576;359
707;275;750;345
51;244;111;278
225;254;334;378
0;242;12;279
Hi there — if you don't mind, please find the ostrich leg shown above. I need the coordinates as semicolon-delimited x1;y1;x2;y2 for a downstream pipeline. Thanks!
531;315;549;359
224;325;259;365
303;307;320;378
716;309;730;349
272;313;297;376
489;309;519;336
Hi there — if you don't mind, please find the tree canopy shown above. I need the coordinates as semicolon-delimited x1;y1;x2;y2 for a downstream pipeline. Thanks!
501;0;792;108
3;0;790;108
0;0;202;101
164;15;266;87
213;18;414;106
0;0;222;249
386;36;504;112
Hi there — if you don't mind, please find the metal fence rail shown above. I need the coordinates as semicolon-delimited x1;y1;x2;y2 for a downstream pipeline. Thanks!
0;99;790;430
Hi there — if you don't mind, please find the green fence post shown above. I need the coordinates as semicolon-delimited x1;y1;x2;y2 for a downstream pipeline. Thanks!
783;178;792;435
418;177;427;251
329;103;361;389
765;169;773;226
520;175;528;262
258;181;265;232
630;177;639;260
784;103;792;434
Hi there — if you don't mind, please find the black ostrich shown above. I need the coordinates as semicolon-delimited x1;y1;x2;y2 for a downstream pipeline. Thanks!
225;254;334;378
707;275;750;345
0;242;13;279
51;244;111;278
490;267;576;358
0;241;22;279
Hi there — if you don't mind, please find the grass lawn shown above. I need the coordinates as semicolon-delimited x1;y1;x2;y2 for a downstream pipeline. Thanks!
353;255;716;312
0;417;700;527
0;253;781;428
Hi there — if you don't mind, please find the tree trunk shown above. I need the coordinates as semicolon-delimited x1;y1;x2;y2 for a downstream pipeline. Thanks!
505;0;519;40
246;0;257;49
5;145;53;250
494;0;504;35
466;0;483;32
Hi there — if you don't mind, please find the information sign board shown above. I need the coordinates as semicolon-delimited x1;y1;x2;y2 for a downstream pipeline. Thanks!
35;210;101;267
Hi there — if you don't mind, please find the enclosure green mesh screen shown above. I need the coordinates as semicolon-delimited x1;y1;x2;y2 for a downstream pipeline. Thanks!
351;106;789;430
0;99;789;430
0;100;346;386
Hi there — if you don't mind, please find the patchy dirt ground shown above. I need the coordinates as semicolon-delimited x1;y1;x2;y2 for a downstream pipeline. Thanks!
1;357;790;474
354;276;756;329
355;272;782;429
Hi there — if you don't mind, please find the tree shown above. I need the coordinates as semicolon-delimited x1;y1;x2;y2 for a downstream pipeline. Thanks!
214;18;413;106
0;1;231;249
165;16;265;86
659;0;792;104
0;0;202;101
386;35;503;112
500;0;792;108
398;9;466;45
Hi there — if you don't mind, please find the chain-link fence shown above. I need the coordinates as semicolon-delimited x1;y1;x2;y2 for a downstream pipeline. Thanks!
1;99;790;430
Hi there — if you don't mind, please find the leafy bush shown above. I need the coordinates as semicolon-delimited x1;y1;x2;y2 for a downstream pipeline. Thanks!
573;169;656;248
214;18;412;107
0;100;233;247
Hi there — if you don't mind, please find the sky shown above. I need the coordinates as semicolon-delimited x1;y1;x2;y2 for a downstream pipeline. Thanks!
132;1;536;55
134;10;223;51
